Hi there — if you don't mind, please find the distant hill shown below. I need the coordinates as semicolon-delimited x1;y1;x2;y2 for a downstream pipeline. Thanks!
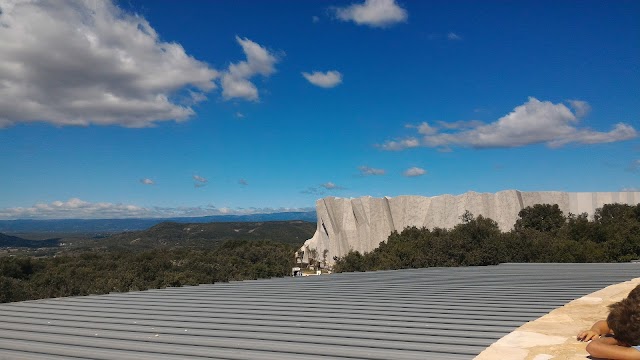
0;211;317;234
0;233;60;248
82;220;316;250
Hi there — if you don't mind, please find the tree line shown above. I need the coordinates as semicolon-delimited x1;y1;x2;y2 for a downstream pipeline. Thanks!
333;203;640;272
0;240;296;303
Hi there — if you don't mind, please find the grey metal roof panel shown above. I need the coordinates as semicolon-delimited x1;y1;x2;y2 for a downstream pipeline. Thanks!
0;263;638;359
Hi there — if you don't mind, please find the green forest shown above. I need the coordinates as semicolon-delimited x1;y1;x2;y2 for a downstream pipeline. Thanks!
0;240;296;303
333;203;640;272
1;220;318;303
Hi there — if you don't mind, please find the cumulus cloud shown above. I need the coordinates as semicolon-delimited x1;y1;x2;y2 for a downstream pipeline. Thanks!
238;178;249;186
140;178;154;185
302;70;343;88
436;120;484;130
359;166;385;176
0;198;313;220
333;0;408;28
221;36;279;101
0;0;217;128
403;167;426;177
568;100;591;118
380;98;637;150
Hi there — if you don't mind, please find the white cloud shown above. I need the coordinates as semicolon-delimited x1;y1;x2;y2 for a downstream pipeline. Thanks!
302;70;343;88
379;137;420;151
334;0;408;28
437;120;484;130
381;98;637;150
359;166;385;176
403;167;426;177
0;0;217;128
221;36;279;101
235;112;245;119
312;15;320;23
0;198;313;220
628;159;640;172
321;182;338;189
416;122;438;135
447;32;462;40
140;178;154;185
568;100;591;118
321;182;345;190
621;187;639;192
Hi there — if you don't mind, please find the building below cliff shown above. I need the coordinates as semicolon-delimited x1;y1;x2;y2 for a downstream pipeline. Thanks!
302;190;640;265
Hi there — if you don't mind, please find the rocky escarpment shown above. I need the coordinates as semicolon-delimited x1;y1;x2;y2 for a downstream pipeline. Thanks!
302;190;640;265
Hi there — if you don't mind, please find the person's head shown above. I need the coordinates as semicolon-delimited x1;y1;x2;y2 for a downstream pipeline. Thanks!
608;298;640;346
627;284;640;302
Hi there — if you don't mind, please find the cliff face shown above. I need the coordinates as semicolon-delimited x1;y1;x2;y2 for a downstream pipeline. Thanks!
302;190;640;264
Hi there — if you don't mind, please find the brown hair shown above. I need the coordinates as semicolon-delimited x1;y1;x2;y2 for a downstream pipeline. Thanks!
627;284;640;302
607;298;640;346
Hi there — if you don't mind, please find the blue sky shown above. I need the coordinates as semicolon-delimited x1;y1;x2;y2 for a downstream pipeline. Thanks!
0;0;638;219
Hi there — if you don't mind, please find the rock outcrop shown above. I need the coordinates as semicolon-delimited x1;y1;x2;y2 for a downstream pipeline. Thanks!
302;190;640;264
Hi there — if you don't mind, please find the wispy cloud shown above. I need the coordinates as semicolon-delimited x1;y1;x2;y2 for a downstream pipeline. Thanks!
378;138;420;151
235;112;245;119
358;166;385;176
312;15;320;23
302;70;343;88
321;182;345;190
447;32;462;40
301;187;324;196
333;0;408;28
238;179;249;186
302;181;346;196
403;167;426;177
193;175;208;188
0;198;313;220
380;98;637;151
627;159;640;172
140;178;155;185
221;36;279;101
0;0;217;129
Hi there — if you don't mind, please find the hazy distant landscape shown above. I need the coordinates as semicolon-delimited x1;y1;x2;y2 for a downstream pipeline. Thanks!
0;211;317;235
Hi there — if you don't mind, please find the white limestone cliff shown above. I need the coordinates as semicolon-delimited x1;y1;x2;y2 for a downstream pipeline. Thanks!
301;190;640;265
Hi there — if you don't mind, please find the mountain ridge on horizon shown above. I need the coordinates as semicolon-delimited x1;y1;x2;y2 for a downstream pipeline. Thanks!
0;211;317;234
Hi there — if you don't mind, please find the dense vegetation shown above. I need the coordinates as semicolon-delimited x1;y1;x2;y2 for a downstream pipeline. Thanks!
85;220;315;250
0;240;296;303
334;203;640;272
0;220;315;303
0;233;60;248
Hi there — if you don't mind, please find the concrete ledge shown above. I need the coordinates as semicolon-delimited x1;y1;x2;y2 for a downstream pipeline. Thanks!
474;277;640;360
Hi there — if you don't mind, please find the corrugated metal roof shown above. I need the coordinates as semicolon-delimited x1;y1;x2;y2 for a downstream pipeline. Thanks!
0;263;638;359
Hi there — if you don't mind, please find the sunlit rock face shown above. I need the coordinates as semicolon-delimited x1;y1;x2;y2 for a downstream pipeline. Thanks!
302;190;640;265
